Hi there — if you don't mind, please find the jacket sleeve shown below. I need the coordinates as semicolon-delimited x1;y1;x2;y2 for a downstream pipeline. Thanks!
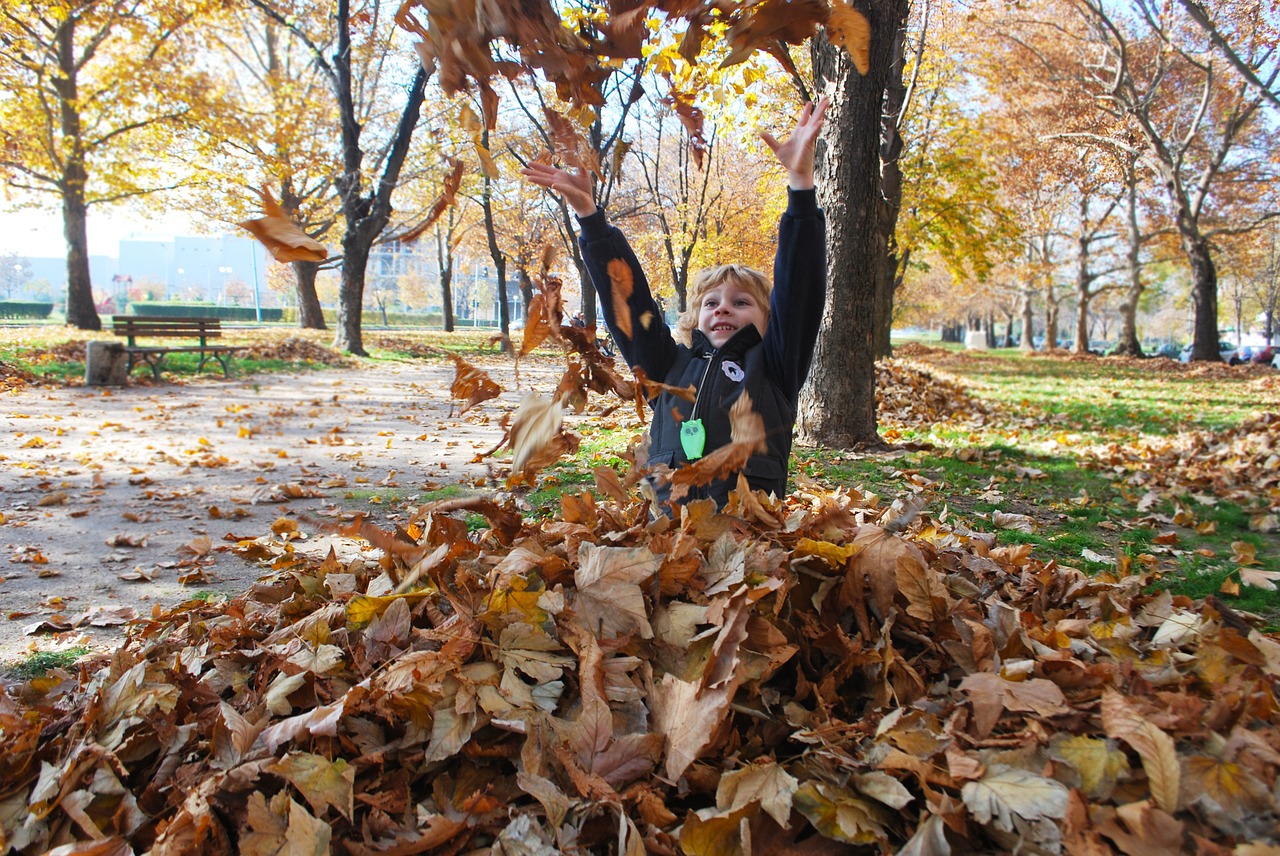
577;209;679;382
763;188;827;399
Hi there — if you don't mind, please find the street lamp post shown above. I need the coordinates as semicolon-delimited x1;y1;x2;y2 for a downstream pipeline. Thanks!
218;266;232;306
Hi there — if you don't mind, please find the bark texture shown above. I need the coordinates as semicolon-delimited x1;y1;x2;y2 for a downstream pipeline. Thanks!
797;3;909;449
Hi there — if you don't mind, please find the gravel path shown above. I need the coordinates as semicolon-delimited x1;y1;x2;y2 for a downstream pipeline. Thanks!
0;358;546;662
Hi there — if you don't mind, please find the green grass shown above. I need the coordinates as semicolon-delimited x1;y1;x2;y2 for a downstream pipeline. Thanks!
5;646;90;680
795;348;1279;625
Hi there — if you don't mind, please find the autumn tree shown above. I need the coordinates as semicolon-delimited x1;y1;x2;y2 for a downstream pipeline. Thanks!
192;9;343;329
249;0;428;355
0;0;216;330
1071;0;1276;362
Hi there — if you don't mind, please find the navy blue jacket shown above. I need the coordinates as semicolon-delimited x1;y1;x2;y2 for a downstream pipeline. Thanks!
578;189;826;507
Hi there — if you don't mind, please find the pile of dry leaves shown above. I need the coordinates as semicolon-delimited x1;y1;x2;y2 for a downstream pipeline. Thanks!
239;337;351;366
876;359;1004;428
0;361;40;393
3;475;1278;854
1084;412;1280;520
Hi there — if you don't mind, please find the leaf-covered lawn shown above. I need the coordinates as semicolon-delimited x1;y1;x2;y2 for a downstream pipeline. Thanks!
1;332;1278;852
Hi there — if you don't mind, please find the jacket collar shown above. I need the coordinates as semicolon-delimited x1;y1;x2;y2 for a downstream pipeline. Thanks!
691;325;761;359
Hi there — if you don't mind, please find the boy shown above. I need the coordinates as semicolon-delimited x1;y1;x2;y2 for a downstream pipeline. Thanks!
522;97;829;509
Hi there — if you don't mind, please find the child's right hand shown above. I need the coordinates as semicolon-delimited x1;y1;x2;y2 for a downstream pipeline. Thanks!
521;161;598;218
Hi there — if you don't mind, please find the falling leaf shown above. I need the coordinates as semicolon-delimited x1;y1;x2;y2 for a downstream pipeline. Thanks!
607;259;635;340
401;157;464;242
520;294;555;356
509;393;566;480
669;392;767;502
446;353;502;414
826;0;871;74
238;186;328;263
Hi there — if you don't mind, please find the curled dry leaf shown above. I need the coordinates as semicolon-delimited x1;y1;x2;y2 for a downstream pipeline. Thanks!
446;353;502;414
669;392;767;502
509;393;571;481
238;186;328;263
607;259;635;340
400;157;465;243
826;0;871;74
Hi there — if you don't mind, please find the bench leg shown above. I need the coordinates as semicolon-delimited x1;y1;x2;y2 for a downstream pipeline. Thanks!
138;353;166;380
196;351;234;377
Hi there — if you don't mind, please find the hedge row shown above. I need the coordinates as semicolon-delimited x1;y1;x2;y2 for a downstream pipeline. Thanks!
127;302;285;322
277;308;495;328
0;300;55;319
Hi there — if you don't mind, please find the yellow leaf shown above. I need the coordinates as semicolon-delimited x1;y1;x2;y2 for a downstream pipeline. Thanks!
1231;541;1258;565
678;804;754;856
345;592;431;630
1050;734;1129;799
793;781;891;845
794;537;858;566
269;753;355;821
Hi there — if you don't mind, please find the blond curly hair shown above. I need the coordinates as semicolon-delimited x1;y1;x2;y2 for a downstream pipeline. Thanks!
674;264;772;346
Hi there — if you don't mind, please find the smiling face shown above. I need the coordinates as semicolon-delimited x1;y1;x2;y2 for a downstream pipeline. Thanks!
696;281;768;348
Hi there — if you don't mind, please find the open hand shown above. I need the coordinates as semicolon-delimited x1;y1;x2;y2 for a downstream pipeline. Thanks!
520;161;597;218
760;96;830;190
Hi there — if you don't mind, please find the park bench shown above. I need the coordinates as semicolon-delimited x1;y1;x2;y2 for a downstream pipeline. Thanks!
110;316;243;380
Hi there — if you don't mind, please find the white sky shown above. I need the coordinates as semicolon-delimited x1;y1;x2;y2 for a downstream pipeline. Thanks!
0;208;199;259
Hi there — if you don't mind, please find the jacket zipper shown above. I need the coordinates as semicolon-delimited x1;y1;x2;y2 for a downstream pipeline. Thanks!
689;349;718;423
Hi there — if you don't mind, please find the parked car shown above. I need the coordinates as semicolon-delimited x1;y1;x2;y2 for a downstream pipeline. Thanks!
1250;345;1276;365
1151;342;1183;359
1179;341;1241;364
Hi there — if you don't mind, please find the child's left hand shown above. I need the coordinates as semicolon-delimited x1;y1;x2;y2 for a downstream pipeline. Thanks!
761;96;831;190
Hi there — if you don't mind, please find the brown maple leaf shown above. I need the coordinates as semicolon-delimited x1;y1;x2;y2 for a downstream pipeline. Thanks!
826;0;871;74
633;365;696;404
669;392;767;502
400;157;465;243
446;353;502;414
238;186;328;263
607;259;635;340
520;294;556;356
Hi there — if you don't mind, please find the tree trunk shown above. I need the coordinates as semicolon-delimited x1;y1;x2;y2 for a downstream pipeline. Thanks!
1112;171;1144;356
336;237;372;353
330;0;426;355
798;6;908;449
293;260;326;329
441;267;455;332
56;17;100;331
62;175;99;330
1185;231;1221;361
872;20;909;360
480;143;512;352
1020;288;1035;351
1044;299;1059;350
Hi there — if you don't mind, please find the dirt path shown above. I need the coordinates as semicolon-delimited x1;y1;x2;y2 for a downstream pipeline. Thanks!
0;357;551;662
